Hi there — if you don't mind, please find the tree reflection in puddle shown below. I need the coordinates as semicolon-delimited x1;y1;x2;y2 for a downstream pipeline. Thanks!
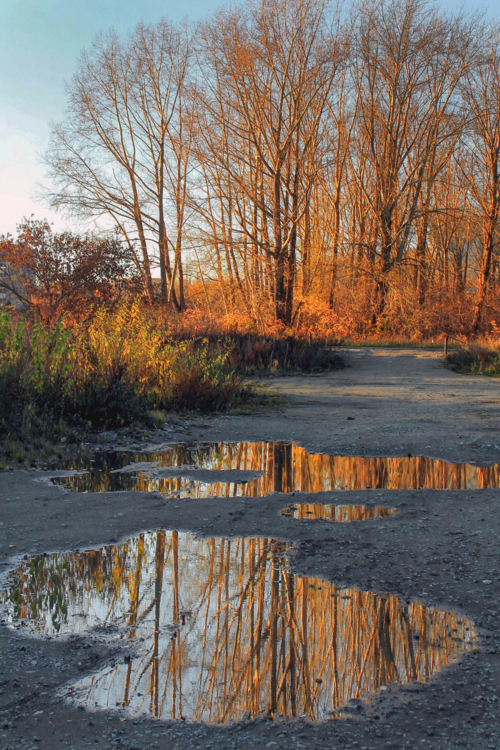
51;441;500;497
0;531;474;723
281;504;398;522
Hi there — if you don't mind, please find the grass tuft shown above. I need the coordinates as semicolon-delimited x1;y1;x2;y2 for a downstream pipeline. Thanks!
180;333;343;375
445;346;500;376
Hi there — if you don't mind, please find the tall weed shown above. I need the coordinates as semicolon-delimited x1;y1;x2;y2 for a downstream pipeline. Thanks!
0;303;246;436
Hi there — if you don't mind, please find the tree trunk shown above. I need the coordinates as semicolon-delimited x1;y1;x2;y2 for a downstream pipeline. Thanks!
472;222;495;335
328;187;341;308
415;216;429;306
273;169;286;323
285;163;300;326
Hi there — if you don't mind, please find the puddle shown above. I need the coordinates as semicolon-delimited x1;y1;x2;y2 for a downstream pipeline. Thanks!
281;504;398;522
51;442;500;497
0;531;474;723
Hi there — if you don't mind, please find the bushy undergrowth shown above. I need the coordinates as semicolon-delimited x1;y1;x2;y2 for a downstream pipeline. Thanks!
189;333;343;374
445;346;500;376
0;299;344;448
181;273;500;342
0;304;245;437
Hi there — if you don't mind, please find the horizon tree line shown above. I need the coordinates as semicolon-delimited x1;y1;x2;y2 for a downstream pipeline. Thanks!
27;0;500;334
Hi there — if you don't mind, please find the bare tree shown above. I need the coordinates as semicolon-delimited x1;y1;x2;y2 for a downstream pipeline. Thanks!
41;20;192;308
197;0;345;324
350;0;474;324
461;25;500;334
34;0;500;336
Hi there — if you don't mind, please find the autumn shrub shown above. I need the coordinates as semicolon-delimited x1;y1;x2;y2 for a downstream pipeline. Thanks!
0;314;76;433
479;354;500;376
0;218;137;323
74;303;240;412
163;302;344;373
446;345;500;376
183;333;343;374
0;312;146;433
0;303;248;437
444;349;475;372
180;266;500;343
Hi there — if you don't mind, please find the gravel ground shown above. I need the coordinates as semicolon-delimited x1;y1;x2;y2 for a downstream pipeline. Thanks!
1;347;500;750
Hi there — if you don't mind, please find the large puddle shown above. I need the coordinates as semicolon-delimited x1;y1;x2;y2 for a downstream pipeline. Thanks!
0;531;474;723
281;504;398;522
52;442;500;497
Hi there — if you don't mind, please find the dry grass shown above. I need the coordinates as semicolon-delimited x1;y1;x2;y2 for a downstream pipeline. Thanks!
0;303;251;450
0;302;323;466
445;344;500;376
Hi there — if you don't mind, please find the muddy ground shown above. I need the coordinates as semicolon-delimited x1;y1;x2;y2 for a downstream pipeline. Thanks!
1;347;500;750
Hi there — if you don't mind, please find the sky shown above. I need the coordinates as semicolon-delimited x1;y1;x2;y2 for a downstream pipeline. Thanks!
0;0;496;238
0;0;214;237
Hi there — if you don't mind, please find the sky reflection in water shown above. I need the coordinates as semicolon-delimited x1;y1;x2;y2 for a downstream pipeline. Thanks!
52;441;500;497
1;531;474;723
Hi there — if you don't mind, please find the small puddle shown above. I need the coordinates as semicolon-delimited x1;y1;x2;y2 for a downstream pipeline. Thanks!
281;504;398;522
0;531;474;723
51;442;500;497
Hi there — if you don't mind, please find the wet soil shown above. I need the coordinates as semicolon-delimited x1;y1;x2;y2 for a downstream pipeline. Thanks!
1;347;500;749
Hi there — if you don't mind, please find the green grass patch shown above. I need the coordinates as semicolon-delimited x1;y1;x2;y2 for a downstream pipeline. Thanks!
226;386;288;414
445;346;500;376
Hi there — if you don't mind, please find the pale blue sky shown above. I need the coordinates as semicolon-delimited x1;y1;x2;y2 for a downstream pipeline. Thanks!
0;0;214;236
0;0;496;237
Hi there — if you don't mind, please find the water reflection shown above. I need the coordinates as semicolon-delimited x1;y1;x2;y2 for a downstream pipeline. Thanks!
52;442;500;497
0;532;474;723
281;504;398;522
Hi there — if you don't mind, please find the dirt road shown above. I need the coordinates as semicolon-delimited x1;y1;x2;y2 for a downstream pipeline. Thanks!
1;348;500;749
